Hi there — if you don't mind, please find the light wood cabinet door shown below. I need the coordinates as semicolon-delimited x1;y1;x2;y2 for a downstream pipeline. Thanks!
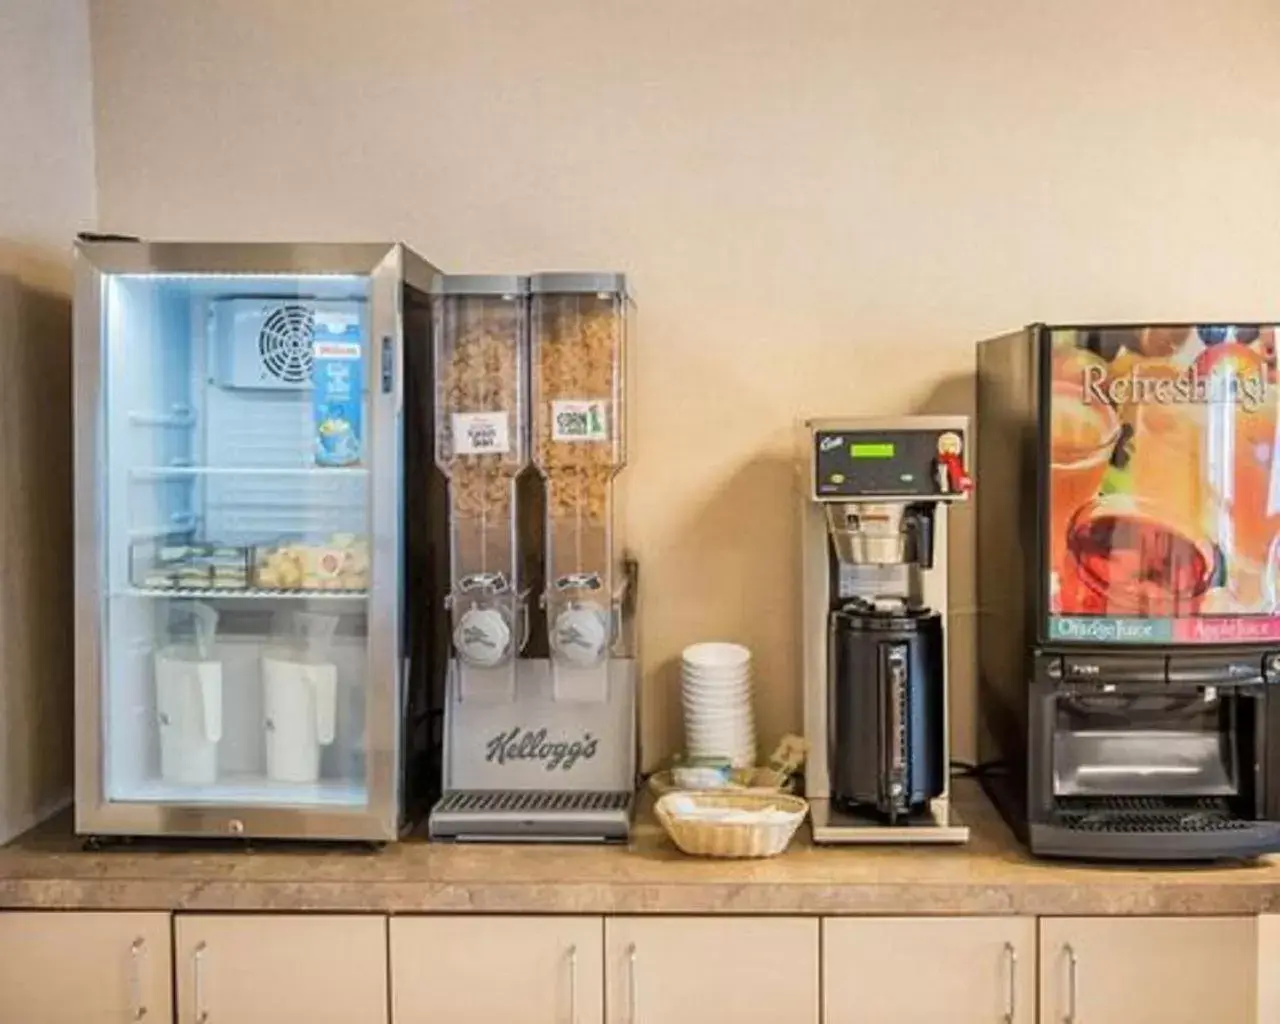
176;914;387;1024
605;917;819;1024
1039;916;1257;1024
0;911;172;1024
391;915;603;1024
823;916;1035;1024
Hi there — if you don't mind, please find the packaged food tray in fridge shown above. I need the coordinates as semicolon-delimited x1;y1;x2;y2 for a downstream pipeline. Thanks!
252;533;370;592
130;538;253;592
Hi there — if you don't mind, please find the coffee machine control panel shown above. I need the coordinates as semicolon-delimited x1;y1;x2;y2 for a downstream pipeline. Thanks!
812;427;971;501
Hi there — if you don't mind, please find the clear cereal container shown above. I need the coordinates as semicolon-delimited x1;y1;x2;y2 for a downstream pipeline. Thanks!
432;275;529;668
530;273;630;668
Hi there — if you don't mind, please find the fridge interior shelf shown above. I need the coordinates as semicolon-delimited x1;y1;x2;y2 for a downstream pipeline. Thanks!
130;466;370;479
128;405;197;428
130;535;370;593
125;775;367;808
125;585;369;601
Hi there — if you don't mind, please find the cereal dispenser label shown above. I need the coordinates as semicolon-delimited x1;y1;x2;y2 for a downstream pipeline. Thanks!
551;399;609;442
451;411;511;456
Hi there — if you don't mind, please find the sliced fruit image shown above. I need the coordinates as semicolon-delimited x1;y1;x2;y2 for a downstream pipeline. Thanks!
1052;346;1109;387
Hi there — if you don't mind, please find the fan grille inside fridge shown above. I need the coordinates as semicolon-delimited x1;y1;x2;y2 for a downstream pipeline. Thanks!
258;304;315;384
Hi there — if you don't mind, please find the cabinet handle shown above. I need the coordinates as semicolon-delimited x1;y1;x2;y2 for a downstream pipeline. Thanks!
1063;943;1078;1024
568;944;578;1024
627;942;639;1024
1001;942;1016;1023
129;937;147;1020
193;940;209;1023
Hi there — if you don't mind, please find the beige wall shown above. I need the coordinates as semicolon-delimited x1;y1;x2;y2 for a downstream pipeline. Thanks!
0;0;95;840
91;0;1280;770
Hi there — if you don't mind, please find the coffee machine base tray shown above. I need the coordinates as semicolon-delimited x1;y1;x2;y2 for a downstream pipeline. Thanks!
809;797;970;844
428;789;633;844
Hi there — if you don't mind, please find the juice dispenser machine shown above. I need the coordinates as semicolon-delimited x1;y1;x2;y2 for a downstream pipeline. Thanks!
977;324;1280;860
801;416;972;843
429;273;637;842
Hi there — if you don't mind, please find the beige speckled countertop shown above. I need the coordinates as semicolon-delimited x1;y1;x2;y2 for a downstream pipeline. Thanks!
3;784;1280;916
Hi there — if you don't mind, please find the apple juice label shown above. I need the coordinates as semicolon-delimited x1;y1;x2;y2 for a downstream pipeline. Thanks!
551;399;609;442
312;311;364;468
451;411;511;456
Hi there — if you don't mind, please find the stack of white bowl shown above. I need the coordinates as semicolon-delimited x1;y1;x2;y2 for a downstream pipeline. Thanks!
681;642;757;769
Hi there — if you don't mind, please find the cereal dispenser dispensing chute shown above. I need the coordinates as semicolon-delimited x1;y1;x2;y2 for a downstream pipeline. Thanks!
531;273;631;701
432;275;530;700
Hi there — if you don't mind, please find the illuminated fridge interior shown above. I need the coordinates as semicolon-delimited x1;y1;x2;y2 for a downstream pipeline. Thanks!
99;272;376;808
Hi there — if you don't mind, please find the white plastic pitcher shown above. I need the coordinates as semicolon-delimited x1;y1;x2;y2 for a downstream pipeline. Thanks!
155;646;223;786
262;654;338;784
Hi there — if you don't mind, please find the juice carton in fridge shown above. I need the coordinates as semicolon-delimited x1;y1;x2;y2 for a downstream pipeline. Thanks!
312;309;364;467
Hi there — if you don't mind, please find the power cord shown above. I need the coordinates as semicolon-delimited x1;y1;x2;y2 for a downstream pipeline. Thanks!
950;758;1006;779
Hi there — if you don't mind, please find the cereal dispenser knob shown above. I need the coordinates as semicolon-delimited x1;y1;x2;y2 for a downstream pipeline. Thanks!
552;605;610;668
455;606;513;668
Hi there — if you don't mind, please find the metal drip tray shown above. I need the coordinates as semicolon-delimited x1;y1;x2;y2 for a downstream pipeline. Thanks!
1052;797;1255;835
1053;729;1235;797
428;789;632;843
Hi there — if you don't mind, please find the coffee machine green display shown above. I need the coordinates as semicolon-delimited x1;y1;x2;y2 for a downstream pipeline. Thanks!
800;416;972;843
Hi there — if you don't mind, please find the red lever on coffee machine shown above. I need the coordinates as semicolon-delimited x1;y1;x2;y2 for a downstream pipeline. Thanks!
935;452;972;496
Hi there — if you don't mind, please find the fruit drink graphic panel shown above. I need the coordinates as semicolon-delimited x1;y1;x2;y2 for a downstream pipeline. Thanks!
1046;325;1280;644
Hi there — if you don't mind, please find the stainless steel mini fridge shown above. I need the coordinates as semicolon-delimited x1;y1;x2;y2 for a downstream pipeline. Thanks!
73;241;445;842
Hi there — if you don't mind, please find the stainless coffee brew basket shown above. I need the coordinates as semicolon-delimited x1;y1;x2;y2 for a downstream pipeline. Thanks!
825;503;922;565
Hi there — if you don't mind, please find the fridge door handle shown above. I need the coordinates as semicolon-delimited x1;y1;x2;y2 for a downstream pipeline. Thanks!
380;334;394;395
199;664;222;745
312;668;338;747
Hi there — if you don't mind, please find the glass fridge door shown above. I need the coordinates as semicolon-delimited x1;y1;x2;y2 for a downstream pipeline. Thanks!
82;261;395;835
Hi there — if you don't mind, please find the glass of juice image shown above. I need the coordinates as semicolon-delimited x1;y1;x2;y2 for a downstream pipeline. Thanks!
1226;400;1280;608
1060;494;1219;617
1129;398;1217;536
1188;341;1279;607
1048;380;1121;581
1115;358;1187;429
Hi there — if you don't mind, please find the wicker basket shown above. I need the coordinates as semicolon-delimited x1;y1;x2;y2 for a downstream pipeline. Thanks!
654;791;808;859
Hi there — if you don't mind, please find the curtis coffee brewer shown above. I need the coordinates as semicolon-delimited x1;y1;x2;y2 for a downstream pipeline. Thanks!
978;324;1280;860
801;416;972;843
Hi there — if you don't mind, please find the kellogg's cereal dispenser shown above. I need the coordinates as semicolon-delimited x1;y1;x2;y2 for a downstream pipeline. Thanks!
429;272;638;843
431;275;530;700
